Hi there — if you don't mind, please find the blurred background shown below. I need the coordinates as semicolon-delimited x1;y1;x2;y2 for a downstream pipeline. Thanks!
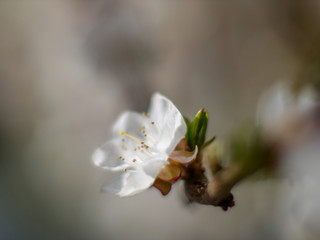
1;1;320;239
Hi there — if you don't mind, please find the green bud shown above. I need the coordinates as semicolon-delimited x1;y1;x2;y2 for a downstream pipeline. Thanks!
185;108;209;150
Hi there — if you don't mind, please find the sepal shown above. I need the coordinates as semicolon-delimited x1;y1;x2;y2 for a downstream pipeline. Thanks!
153;178;172;195
157;163;182;183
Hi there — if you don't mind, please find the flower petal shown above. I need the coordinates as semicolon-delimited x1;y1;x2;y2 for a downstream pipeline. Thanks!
169;145;198;164
141;158;168;178
101;158;167;197
149;93;186;154
256;83;291;129
92;139;129;171
101;170;153;197
112;111;148;138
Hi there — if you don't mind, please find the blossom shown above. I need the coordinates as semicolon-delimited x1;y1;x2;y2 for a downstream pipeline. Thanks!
92;93;197;197
256;82;317;143
255;84;320;238
256;82;316;130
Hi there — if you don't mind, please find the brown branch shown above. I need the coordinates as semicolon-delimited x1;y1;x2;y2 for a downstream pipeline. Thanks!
183;103;320;211
184;162;260;211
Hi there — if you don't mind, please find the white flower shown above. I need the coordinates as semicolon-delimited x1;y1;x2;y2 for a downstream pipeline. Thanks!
256;85;320;239
92;93;197;197
256;82;317;143
256;82;316;130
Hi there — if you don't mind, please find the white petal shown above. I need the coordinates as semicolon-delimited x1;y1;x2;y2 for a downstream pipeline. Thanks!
297;87;317;111
256;82;317;130
112;111;148;138
149;93;187;154
92;139;129;171
142;158;167;177
169;145;198;164
101;172;129;195
256;83;291;129
102;169;154;197
101;159;167;197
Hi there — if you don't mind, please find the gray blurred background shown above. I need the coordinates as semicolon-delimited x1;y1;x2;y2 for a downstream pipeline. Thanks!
1;1;320;239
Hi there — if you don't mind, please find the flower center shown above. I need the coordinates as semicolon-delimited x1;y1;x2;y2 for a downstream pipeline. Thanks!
118;121;158;167
120;131;150;153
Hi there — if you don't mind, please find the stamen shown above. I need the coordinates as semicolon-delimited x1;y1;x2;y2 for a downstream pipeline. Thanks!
151;121;155;124
120;131;143;143
132;159;136;162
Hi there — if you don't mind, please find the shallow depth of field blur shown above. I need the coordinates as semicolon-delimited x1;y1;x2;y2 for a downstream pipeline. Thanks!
1;1;320;240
